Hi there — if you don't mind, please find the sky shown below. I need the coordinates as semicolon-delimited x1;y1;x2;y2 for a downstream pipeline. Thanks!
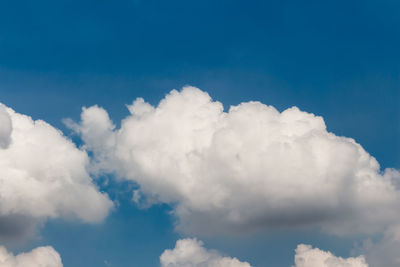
0;1;399;266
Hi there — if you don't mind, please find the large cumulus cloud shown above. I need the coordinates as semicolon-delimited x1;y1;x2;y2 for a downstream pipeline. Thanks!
67;86;400;235
0;103;113;241
0;245;62;267
160;238;251;267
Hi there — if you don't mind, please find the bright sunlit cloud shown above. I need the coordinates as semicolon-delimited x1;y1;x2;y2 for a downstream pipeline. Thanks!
0;103;113;242
68;86;400;236
0;245;62;267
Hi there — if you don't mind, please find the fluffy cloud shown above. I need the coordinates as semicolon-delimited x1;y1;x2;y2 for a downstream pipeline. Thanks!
68;86;400;235
294;244;368;267
160;239;370;267
0;245;62;267
0;103;113;241
160;238;251;267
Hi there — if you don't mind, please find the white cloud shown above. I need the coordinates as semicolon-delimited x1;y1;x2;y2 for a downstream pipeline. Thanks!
160;238;251;267
0;103;113;241
68;86;400;235
0;245;62;267
353;224;400;267
160;239;370;267
294;244;368;267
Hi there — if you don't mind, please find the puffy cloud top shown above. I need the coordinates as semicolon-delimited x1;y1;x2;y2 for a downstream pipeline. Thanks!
0;103;113;240
69;87;400;235
294;244;368;267
160;238;251;267
0;245;62;267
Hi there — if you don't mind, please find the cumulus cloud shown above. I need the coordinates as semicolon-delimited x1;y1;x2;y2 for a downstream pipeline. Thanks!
0;103;113;241
0;245;62;267
294;244;368;267
68;86;400;235
160;239;370;267
160;238;251;267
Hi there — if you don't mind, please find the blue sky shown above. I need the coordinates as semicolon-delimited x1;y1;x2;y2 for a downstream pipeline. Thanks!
0;1;399;266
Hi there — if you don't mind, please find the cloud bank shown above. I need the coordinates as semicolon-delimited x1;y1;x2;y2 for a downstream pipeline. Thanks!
0;245;62;267
0;103;113;241
160;238;251;267
68;86;400;235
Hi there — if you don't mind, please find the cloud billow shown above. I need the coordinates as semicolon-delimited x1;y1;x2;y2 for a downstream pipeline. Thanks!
68;86;400;236
0;103;113;242
160;239;368;267
160;238;251;267
294;244;368;267
0;245;63;267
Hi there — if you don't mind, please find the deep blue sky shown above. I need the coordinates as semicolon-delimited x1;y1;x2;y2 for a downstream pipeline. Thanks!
0;1;399;266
